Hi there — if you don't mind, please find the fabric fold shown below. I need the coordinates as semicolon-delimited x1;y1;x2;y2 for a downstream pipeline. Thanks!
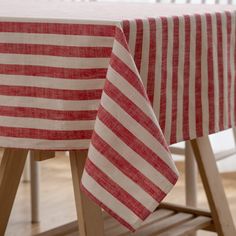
81;23;179;231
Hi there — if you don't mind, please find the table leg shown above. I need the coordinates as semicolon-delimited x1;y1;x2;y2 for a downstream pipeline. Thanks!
185;141;198;207
29;150;54;223
190;137;236;236
0;148;28;235
233;128;236;146
22;156;30;182
69;150;104;236
185;141;198;236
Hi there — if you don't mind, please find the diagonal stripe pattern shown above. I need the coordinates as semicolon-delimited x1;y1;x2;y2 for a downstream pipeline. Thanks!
81;24;178;231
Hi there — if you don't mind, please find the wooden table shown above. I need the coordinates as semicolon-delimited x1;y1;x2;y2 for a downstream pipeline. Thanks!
0;1;235;235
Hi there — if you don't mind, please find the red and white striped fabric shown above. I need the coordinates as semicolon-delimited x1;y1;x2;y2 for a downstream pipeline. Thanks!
122;11;236;145
0;0;236;231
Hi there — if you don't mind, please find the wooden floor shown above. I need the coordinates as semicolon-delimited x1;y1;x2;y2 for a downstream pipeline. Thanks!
3;152;236;236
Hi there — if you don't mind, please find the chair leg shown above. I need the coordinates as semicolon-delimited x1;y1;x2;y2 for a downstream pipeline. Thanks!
190;137;236;236
0;148;28;235
69;150;104;236
30;151;40;223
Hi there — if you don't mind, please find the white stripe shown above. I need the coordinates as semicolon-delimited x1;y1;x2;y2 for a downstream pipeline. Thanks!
212;13;220;131
201;14;209;136
128;20;137;57
88;144;159;209
189;15;197;139
0;116;95;131
0;74;105;90
164;17;173;143
0;136;91;150
94;118;173;193
176;16;185;142
222;12;228;129
0;95;100;111
101;92;177;172
113;40;140;76
107;67;158;126
153;18;162;121
139;19;150;90
230;12;236;126
0;54;109;69
81;170;142;228
0;33;114;47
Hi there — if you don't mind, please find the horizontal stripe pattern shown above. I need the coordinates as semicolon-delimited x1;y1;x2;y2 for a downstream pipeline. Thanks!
0;85;102;100
0;53;109;68
0;43;112;57
0;10;235;232
0;106;98;120
0;75;106;90
0;33;114;47
0;64;107;79
0;116;95;131
0;22;116;36
0;21;113;147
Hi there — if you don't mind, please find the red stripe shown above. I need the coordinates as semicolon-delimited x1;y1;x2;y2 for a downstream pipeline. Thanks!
109;53;147;99
98;106;178;184
0;43;112;58
81;184;135;232
206;14;215;134
170;16;179;144
216;13;224;130
122;20;130;44
159;17;168;133
0;64;107;79
104;80;169;150
0;126;92;140
115;27;129;51
226;12;232;127
195;14;203;137
92;132;166;202
146;18;156;105
134;19;143;72
0;85;102;100
183;15;191;140
85;158;151;220
0;106;97;120
0;22;116;36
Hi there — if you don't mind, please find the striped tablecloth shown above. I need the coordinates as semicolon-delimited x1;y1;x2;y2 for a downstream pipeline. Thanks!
0;0;236;231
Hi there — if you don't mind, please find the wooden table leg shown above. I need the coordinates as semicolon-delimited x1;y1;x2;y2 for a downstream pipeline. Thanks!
29;150;54;223
190;137;236;236
185;141;198;207
69;150;104;236
0;148;28;235
185;141;198;236
22;157;30;182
